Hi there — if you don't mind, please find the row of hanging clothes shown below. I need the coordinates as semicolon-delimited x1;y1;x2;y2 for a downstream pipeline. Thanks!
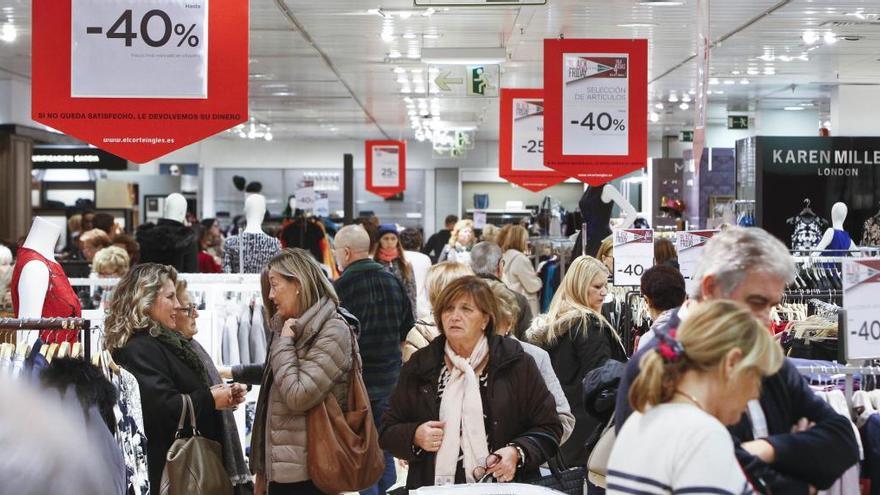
213;289;270;367
736;199;757;227
531;238;575;313
776;260;844;362
794;362;880;495
604;287;652;357
787;198;831;255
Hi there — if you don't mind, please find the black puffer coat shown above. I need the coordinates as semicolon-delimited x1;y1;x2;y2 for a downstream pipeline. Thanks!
136;218;198;273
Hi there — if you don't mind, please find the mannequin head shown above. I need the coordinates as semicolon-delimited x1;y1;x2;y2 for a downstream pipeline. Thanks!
244;194;267;233
163;193;188;224
831;202;848;227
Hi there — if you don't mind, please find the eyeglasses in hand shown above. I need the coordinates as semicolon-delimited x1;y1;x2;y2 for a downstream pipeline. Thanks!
472;453;501;483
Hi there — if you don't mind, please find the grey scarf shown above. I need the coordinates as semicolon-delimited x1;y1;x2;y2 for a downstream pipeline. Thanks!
189;339;253;491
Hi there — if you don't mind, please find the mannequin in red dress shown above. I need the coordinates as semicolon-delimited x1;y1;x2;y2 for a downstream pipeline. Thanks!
11;217;82;343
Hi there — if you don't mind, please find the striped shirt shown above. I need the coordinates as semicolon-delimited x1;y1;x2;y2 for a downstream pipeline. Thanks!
608;403;754;495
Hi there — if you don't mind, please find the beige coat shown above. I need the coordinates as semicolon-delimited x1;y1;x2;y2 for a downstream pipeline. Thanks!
260;297;354;483
402;317;440;363
502;249;542;316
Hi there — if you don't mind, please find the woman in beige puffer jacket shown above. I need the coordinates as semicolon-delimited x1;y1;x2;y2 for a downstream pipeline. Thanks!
249;248;356;495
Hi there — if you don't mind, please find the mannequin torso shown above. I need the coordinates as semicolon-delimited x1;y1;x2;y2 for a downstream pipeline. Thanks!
244;194;267;234
814;202;858;256
17;217;62;318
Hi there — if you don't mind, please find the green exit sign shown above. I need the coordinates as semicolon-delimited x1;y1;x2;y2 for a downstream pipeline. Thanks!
679;130;694;143
728;115;749;130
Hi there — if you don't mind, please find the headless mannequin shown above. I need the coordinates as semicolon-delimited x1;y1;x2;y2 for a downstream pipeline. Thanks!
813;202;858;256
163;193;188;224
17;217;63;319
601;184;638;230
573;184;638;259
244;194;267;234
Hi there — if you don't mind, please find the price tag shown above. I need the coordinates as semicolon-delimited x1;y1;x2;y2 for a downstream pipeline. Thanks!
562;53;629;156
612;229;654;286
512;98;549;172
71;0;208;98
843;259;880;360
673;230;718;293
371;146;401;188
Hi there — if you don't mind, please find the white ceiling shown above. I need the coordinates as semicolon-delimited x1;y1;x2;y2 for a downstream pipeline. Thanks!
2;0;880;141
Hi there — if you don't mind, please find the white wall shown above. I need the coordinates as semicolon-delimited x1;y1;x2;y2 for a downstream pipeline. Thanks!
832;85;880;136
755;109;820;136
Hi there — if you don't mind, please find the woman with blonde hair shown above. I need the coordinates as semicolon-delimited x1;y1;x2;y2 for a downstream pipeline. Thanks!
500;225;542;315
92;245;130;278
106;263;245;494
438;219;476;265
526;255;626;467
247;248;357;495
403;261;473;362
608;300;783;493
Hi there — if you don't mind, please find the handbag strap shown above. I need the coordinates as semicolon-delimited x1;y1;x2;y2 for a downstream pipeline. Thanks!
175;394;200;438
525;431;572;477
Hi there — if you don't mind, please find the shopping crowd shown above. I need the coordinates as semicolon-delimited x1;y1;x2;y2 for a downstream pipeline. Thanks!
1;206;862;495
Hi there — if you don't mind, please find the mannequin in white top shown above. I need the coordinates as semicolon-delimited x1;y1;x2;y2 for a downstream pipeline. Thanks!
244;194;267;234
163;193;188;224
813;202;858;257
17;217;62;318
601;183;638;229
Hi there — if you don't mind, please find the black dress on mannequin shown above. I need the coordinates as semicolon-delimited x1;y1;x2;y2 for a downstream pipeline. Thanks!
571;186;613;259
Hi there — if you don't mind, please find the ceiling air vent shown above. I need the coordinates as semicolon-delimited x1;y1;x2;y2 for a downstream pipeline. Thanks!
820;20;880;28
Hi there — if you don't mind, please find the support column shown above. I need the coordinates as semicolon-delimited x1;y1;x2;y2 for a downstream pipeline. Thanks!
0;131;34;244
831;85;880;136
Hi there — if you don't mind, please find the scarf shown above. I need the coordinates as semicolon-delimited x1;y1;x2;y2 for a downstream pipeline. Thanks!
435;336;490;485
153;327;210;385
377;247;399;263
190;339;252;488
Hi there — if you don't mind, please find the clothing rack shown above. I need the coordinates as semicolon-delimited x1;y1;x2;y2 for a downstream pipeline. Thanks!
795;363;880;406
0;317;92;361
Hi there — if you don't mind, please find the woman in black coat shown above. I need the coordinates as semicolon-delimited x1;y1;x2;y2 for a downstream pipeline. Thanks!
527;256;627;467
380;276;561;489
104;264;246;494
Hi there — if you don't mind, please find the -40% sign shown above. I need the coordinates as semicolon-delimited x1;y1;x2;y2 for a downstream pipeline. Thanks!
86;9;200;48
570;112;626;132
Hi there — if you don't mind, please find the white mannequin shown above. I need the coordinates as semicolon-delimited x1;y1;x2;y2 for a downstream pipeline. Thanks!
288;197;297;214
17;217;63;318
813;202;858;256
601;184;638;229
244;194;267;234
163;193;188;224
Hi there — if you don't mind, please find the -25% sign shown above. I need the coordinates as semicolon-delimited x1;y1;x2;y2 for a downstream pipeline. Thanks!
86;9;200;48
570;112;626;132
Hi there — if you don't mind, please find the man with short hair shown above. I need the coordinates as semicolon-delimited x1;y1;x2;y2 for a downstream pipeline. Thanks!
422;215;458;263
614;227;858;493
470;241;534;338
333;225;415;495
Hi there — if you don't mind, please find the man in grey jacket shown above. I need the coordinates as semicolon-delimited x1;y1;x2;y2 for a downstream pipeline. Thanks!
475;241;574;444
471;241;534;338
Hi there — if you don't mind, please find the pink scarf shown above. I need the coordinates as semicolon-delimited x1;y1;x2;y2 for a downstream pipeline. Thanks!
434;336;490;485
377;247;399;263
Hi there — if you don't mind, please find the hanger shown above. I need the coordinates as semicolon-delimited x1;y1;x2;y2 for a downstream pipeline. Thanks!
46;342;59;363
57;341;70;359
799;198;816;218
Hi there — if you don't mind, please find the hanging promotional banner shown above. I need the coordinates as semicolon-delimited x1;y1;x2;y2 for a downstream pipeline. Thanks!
612;228;654;286
543;38;648;185
843;258;880;360
32;0;248;164
366;140;407;199
692;0;711;175
673;230;718;293
499;89;567;192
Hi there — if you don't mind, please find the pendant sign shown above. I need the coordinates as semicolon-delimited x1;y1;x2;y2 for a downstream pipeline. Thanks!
673;230;718;293
843;258;880;360
32;0;248;163
366;140;407;199
499;89;567;192
612;228;654;286
543;39;648;185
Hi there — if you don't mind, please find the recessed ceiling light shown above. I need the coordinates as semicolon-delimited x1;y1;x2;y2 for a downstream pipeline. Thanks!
679;102;690;110
784;106;805;111
747;67;759;75
731;70;741;75
655;102;664;110
639;1;684;5
403;33;417;39
739;78;750;85
709;78;720;85
715;90;724;95
688;89;696;95
650;112;660;122
389;51;402;59
668;94;679;103
764;67;776;75
824;32;837;44
723;79;735;85
394;67;406;74
802;31;819;45
411;68;423;74
397;76;409;84
617;23;657;27
424;33;440;39
681;94;692;102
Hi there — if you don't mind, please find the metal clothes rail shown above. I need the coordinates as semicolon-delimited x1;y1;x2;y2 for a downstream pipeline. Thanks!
0;317;92;361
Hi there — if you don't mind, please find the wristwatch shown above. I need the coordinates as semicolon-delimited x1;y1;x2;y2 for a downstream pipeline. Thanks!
508;443;526;469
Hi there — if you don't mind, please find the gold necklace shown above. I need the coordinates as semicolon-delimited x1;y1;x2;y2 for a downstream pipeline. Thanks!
674;390;706;411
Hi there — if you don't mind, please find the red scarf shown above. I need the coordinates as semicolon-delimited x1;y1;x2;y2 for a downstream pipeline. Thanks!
377;247;399;262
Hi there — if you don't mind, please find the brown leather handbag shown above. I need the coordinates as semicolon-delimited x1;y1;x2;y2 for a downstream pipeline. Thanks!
161;394;233;495
306;327;384;494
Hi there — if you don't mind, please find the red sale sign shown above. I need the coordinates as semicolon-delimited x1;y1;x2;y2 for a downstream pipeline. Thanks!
498;88;567;192
366;140;407;199
543;38;648;185
32;0;248;163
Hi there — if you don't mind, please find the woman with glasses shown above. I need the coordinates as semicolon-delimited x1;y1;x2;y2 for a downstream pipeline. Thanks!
380;276;561;488
104;263;246;495
174;280;252;494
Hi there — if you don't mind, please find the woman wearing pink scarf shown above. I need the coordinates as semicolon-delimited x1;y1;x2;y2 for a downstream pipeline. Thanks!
379;276;562;488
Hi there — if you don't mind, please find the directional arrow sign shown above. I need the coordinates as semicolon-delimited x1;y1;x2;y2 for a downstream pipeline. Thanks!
434;71;464;91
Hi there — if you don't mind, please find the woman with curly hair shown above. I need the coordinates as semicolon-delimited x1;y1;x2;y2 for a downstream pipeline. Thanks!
105;263;246;494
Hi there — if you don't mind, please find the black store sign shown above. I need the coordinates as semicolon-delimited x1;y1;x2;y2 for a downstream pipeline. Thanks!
752;136;880;245
32;145;128;170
